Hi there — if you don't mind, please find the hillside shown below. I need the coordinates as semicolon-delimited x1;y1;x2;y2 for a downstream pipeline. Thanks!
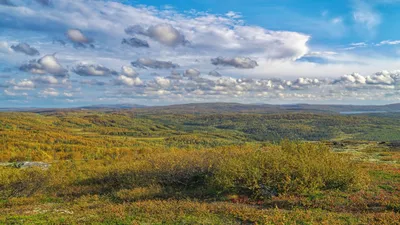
2;109;400;224
4;102;400;114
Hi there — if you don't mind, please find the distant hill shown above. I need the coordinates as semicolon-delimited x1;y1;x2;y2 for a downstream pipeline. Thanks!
78;104;147;110
130;103;400;115
2;102;400;114
0;104;147;112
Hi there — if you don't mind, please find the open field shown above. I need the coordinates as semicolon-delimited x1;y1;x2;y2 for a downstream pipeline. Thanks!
1;109;400;224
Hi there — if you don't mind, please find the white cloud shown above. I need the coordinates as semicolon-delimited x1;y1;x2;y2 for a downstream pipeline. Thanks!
32;75;58;85
147;24;187;47
9;79;35;90
184;68;201;78
331;17;343;24
337;73;367;84
0;41;13;54
154;77;171;88
40;88;59;97
0;0;310;61
4;89;28;96
63;92;73;97
377;40;400;46
211;57;258;69
225;11;242;19
125;23;187;47
305;51;338;57
11;43;40;56
3;0;400;104
353;0;381;30
121;66;138;77
208;70;222;77
66;29;92;44
114;75;143;86
20;55;68;76
350;42;368;47
131;58;179;69
74;63;117;76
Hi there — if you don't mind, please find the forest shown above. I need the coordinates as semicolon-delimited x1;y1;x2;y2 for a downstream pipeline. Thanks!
1;108;400;224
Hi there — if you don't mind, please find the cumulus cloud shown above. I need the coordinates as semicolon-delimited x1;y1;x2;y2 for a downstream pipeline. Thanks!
366;71;397;85
104;68;400;103
63;92;73;97
0;0;310;62
184;68;201;79
287;78;321;90
329;70;400;94
335;71;400;87
6;0;400;104
131;58;179;69
121;66;138;77
125;24;187;47
66;29;93;45
154;77;171;88
9;79;35;90
73;63;118;76
335;73;366;84
20;55;68;76
4;90;19;96
226;11;242;19
11;43;40;56
114;75;143;86
211;57;258;69
0;41;13;54
122;37;149;48
40;88;59;97
208;70;222;77
32;75;58;85
147;24;187;47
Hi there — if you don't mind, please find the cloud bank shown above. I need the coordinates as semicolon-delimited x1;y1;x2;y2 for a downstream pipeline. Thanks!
1;0;400;106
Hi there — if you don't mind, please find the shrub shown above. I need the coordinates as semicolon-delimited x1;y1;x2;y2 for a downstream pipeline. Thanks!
115;185;162;201
212;141;368;199
0;167;49;198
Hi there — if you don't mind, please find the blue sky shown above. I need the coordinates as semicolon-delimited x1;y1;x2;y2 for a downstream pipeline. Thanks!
1;0;400;107
136;0;399;44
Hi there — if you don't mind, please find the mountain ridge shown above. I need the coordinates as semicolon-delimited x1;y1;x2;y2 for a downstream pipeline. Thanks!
2;102;400;114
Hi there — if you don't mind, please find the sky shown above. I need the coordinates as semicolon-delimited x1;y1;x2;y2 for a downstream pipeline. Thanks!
1;0;400;107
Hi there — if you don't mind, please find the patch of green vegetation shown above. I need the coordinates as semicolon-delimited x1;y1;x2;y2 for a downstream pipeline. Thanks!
2;110;400;224
370;170;400;182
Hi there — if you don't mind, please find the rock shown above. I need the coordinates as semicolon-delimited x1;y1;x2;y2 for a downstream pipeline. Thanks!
14;161;51;169
0;162;13;167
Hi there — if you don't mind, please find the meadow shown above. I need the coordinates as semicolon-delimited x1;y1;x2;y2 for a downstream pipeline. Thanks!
1;109;400;224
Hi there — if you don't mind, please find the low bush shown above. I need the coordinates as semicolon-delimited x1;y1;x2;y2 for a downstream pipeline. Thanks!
0;141;368;201
115;185;162;201
212;141;368;198
0;167;49;198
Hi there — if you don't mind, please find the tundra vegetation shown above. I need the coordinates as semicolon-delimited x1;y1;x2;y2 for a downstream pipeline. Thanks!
1;110;400;224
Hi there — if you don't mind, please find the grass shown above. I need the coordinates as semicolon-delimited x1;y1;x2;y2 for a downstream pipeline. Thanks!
2;141;398;224
2;111;400;224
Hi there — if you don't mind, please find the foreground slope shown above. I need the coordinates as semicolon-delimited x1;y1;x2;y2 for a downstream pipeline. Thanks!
1;109;400;224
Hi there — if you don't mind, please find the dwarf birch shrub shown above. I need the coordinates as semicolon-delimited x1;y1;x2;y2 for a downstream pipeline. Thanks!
212;141;367;198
